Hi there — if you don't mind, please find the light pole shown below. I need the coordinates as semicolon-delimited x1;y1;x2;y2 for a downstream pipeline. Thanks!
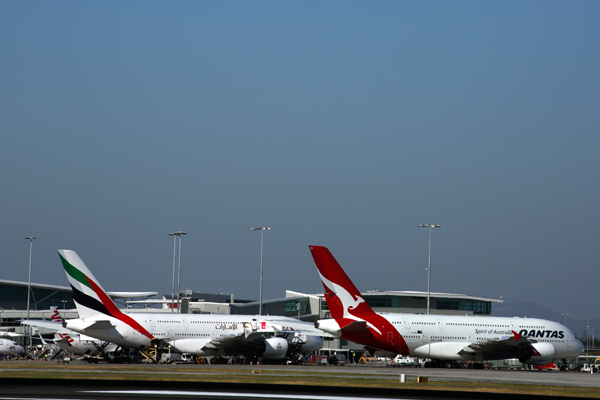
419;224;440;315
169;231;187;313
251;226;270;315
586;318;591;357
561;313;569;327
25;236;37;352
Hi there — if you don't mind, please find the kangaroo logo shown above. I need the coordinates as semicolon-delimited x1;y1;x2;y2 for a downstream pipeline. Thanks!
318;271;380;335
348;294;365;311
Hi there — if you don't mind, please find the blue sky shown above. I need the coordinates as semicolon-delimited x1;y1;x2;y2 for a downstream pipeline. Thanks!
1;1;599;321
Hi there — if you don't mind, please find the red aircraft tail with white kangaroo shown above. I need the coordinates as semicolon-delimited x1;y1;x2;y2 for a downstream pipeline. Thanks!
309;245;409;354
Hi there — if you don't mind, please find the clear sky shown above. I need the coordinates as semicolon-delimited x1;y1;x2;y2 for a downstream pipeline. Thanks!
1;1;599;320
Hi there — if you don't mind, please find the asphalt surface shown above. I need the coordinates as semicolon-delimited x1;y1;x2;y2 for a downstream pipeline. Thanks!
0;377;583;400
1;361;599;399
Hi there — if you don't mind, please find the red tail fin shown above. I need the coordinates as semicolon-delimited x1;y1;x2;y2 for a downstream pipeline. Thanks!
309;246;375;319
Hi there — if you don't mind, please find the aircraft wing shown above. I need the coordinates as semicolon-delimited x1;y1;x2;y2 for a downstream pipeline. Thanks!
459;330;536;359
258;317;333;337
200;332;263;351
0;331;26;338
21;320;71;334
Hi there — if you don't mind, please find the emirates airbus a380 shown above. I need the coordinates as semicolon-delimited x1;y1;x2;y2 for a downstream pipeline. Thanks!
57;250;323;363
309;246;584;368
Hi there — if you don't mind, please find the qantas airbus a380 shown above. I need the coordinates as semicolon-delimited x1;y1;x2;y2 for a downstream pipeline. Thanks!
309;246;584;367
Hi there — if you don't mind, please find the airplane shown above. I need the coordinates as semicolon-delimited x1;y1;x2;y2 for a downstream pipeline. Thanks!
0;339;24;356
22;307;119;358
0;330;25;339
58;249;323;362
309;245;585;368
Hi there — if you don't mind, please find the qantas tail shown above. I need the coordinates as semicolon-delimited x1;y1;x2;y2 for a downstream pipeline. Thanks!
309;246;376;320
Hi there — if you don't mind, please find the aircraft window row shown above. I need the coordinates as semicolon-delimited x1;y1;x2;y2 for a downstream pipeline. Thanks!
151;333;209;337
446;323;510;328
520;325;544;329
430;336;467;340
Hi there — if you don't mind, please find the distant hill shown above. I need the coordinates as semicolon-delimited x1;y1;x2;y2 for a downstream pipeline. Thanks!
492;301;596;339
492;301;561;320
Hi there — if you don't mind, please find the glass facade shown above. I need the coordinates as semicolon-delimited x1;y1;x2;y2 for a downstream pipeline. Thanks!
284;298;310;316
364;295;401;308
437;298;491;314
319;294;492;315
0;285;74;311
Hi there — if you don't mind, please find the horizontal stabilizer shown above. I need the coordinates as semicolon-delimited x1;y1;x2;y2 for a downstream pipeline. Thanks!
83;320;114;330
339;320;368;332
21;320;71;334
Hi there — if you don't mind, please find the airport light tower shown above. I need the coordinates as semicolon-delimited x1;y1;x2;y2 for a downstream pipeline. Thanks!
562;313;569;327
251;226;270;315
419;224;440;315
169;231;187;313
25;236;37;352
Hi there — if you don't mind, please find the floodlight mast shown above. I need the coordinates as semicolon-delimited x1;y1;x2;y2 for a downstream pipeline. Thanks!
25;236;37;352
419;224;441;315
251;226;270;315
169;231;187;313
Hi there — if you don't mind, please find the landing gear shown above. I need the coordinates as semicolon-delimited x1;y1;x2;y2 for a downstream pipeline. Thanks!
424;360;469;369
466;362;485;369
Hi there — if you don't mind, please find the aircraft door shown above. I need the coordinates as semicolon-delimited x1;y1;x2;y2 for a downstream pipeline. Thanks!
403;318;410;330
422;332;428;343
436;318;445;331
387;331;393;343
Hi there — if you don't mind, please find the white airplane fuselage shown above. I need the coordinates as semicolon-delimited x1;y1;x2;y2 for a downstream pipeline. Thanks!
0;339;24;355
317;313;583;364
53;332;118;356
65;313;309;359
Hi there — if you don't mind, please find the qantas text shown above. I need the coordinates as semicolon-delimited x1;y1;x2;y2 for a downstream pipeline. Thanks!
519;329;564;339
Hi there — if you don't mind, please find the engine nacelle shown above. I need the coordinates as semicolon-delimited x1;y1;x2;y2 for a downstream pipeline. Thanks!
314;319;342;338
524;342;556;365
262;337;288;360
414;342;466;360
290;333;323;353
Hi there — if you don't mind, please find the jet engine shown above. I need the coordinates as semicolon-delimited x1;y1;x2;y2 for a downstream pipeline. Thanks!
296;334;323;353
524;342;556;365
287;333;323;354
261;337;288;360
